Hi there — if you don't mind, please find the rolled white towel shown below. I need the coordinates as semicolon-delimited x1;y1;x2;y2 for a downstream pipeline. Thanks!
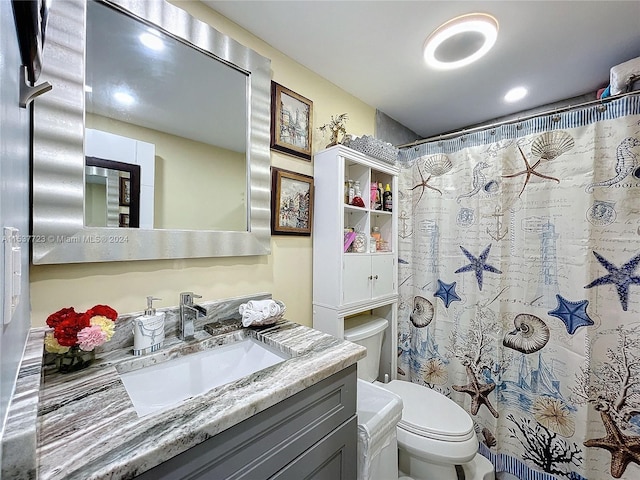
239;300;283;327
246;300;281;318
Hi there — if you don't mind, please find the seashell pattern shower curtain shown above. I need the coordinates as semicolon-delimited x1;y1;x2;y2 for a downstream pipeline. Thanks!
397;95;640;480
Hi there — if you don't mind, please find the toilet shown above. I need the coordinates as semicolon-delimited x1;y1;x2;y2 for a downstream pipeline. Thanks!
345;315;495;480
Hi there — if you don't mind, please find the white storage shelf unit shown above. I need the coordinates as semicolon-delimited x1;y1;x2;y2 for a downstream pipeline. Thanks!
312;145;399;382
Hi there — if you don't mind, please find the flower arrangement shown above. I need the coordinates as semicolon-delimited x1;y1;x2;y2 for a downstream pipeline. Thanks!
319;113;348;147
44;305;118;354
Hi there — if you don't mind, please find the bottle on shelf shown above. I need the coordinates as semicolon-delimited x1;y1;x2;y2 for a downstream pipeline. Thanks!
370;182;379;210
383;184;392;212
376;183;383;210
371;226;381;252
347;179;354;204
352;180;365;207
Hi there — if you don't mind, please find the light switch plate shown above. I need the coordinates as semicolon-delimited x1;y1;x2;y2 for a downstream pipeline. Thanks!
3;227;21;325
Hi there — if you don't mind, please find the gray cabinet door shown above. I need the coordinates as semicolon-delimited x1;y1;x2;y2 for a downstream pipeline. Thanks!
135;365;357;480
271;417;357;480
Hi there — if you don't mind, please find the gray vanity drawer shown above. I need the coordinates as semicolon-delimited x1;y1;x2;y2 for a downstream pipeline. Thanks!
135;364;357;479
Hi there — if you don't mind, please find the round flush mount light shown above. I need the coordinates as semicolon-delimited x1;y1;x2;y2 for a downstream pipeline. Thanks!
423;13;498;70
504;86;528;103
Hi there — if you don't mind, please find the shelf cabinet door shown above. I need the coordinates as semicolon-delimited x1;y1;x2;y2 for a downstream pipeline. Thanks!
342;254;395;305
371;254;395;298
342;255;372;304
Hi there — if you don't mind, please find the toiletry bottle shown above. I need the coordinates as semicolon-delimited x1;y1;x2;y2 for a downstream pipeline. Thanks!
133;296;165;356
370;182;378;209
371;226;381;251
377;182;383;210
383;184;393;212
347;179;355;204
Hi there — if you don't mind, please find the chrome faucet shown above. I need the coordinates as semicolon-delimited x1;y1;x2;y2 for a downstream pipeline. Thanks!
179;292;207;340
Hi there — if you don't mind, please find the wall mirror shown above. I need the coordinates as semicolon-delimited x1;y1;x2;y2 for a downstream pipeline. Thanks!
32;0;271;264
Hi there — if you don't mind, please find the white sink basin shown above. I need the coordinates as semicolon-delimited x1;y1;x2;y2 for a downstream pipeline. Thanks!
119;337;290;417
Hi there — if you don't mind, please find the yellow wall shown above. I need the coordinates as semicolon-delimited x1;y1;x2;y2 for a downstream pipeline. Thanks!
29;1;376;327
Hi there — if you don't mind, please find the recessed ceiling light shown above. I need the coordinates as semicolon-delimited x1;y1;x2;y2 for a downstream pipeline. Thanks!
424;13;498;70
113;91;135;106
139;30;164;51
504;86;528;103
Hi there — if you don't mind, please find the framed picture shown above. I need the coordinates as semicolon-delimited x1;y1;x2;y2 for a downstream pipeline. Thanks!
119;213;130;228
271;167;314;235
119;176;131;206
271;82;313;161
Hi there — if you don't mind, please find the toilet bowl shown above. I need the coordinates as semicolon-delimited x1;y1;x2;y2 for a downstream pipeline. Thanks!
379;380;494;480
344;314;495;480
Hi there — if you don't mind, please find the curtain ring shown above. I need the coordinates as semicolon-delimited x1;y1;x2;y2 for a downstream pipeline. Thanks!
490;129;496;135
552;115;561;122
516;123;523;130
597;103;607;112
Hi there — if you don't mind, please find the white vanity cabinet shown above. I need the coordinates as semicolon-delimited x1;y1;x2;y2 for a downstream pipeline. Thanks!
313;145;399;382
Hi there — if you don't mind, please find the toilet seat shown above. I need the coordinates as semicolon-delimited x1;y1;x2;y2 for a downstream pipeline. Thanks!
380;380;475;441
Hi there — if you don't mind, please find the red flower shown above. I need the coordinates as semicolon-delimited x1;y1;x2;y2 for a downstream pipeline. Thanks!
46;307;78;328
54;315;91;346
86;305;118;321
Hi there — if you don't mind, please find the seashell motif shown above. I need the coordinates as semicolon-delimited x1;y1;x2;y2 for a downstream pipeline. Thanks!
410;296;434;328
503;313;550;353
483;179;500;195
482;428;497;448
530;131;575;161
422;154;453;177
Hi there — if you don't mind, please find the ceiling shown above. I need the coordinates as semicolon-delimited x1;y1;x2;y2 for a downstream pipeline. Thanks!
205;1;640;140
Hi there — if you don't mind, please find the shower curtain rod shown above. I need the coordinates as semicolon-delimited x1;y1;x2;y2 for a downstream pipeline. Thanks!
399;89;640;149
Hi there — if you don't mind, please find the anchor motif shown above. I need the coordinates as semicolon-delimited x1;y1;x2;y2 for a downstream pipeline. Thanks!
486;207;508;241
399;210;413;238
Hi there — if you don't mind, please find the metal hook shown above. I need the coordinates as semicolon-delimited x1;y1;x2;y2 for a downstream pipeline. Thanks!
19;66;52;108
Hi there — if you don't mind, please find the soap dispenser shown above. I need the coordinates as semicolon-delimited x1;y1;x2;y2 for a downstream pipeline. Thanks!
132;296;165;356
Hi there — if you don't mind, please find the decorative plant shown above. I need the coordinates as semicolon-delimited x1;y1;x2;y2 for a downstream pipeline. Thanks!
44;305;118;353
319;113;348;147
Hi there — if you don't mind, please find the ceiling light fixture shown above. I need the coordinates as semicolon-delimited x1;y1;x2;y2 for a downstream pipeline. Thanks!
423;13;498;70
139;30;164;51
504;86;528;103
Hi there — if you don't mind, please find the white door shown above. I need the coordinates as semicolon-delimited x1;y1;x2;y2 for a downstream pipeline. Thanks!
371;255;395;298
343;255;372;305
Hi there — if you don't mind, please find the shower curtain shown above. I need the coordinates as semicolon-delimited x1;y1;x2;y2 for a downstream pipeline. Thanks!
397;94;640;480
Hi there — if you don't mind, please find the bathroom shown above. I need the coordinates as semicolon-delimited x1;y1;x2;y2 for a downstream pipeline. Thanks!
1;0;640;479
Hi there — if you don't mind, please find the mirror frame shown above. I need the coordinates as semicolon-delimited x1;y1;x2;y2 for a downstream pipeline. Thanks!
32;0;271;264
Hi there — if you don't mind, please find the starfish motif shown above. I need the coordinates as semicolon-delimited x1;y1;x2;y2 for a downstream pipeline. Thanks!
584;411;640;478
433;279;461;308
584;251;640;311
452;365;499;418
455;244;502;291
547;294;594;334
410;165;442;206
502;144;560;197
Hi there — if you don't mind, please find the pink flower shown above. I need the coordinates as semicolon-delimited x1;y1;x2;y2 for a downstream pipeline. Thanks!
77;325;108;351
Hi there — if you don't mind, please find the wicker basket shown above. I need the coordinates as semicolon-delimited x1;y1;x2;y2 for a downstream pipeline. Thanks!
344;135;399;165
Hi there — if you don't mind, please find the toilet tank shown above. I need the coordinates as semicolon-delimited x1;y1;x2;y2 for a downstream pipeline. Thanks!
344;315;388;382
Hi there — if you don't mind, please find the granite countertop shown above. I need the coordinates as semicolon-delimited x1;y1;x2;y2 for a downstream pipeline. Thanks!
5;312;365;480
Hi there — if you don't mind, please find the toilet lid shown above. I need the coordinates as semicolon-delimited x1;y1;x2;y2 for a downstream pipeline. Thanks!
382;380;474;441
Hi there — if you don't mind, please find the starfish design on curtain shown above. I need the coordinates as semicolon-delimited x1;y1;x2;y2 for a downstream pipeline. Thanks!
502;145;560;197
455;244;502;291
584;251;640;311
433;279;461;307
547;294;594;334
452;365;499;418
410;168;442;206
584;411;640;478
